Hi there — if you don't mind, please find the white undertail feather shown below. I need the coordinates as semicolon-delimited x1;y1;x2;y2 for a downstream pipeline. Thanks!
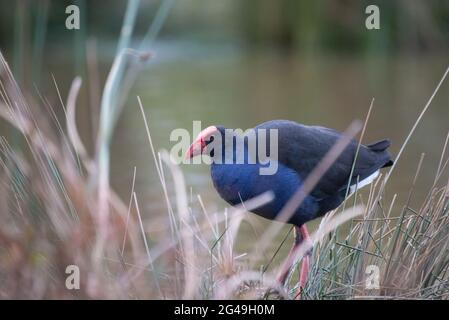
349;170;379;194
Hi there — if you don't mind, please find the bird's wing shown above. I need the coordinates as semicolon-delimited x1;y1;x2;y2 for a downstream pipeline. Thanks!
254;120;390;198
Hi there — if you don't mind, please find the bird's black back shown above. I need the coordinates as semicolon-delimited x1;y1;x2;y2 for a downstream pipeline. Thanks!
254;120;393;199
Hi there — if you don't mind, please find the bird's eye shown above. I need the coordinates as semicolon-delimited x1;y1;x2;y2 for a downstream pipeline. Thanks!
208;136;214;143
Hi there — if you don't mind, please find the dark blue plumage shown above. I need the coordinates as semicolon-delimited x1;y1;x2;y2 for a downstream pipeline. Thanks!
206;120;393;227
211;160;319;226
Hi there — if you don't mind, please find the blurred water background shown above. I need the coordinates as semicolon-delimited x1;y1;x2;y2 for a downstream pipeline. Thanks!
0;0;448;246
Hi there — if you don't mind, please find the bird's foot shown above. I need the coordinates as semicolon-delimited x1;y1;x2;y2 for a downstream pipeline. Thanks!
295;252;310;299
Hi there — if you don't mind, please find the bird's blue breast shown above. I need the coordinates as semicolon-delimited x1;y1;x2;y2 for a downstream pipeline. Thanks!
210;161;319;226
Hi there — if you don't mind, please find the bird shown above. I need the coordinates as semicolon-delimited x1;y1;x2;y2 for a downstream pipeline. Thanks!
185;119;393;295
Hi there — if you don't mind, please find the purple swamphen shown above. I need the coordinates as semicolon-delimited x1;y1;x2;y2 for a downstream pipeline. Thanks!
185;119;393;293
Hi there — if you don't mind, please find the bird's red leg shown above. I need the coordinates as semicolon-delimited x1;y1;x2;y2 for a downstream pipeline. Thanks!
277;225;310;285
296;225;311;299
277;228;300;285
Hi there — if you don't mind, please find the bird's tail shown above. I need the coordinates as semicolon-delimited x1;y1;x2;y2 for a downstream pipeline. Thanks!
367;139;394;167
367;139;390;152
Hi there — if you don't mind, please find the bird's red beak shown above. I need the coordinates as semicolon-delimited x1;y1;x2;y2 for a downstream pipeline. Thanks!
185;136;206;159
185;126;218;160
